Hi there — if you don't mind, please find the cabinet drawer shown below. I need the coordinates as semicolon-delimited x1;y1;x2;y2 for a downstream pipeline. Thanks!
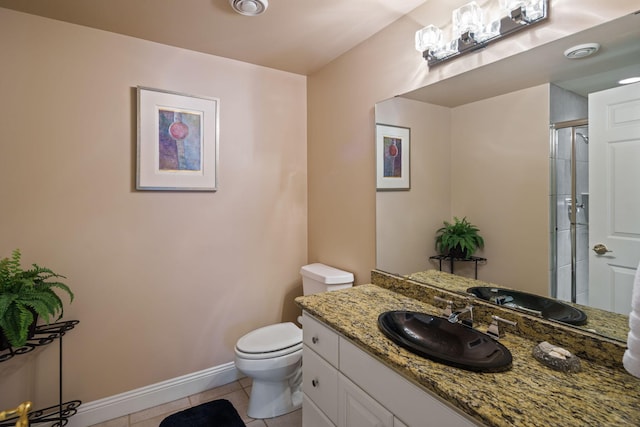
303;312;339;366
303;393;336;427
303;345;339;424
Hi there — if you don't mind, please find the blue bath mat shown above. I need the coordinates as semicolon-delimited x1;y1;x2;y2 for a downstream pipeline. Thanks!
159;399;246;427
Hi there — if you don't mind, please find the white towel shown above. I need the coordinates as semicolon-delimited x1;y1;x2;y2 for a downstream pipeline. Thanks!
623;349;640;378
630;311;640;332
633;260;640;311
627;330;640;354
624;260;640;378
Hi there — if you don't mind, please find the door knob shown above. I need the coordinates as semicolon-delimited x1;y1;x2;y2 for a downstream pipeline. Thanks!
592;244;612;255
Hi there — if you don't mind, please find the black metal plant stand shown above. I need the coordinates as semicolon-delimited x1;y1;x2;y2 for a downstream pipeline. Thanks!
0;320;81;427
429;255;487;279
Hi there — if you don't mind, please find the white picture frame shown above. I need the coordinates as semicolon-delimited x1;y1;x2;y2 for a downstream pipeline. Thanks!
137;86;219;191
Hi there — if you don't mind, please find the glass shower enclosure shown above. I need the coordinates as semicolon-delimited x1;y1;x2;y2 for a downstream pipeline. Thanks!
550;119;589;304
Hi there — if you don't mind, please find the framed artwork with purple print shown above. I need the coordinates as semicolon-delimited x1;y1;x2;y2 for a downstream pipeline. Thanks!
137;87;219;191
376;124;410;191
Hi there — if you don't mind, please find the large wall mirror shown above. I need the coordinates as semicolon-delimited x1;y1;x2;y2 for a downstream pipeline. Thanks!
375;12;640;343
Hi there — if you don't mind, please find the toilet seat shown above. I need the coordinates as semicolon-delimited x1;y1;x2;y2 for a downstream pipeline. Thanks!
235;322;302;360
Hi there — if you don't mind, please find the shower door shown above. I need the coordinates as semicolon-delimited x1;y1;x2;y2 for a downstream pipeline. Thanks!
550;120;589;304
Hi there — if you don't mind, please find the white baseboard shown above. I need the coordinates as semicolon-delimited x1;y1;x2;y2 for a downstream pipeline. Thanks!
67;362;242;427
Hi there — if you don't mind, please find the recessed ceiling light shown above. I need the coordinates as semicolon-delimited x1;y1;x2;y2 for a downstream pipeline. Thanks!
619;77;640;85
229;0;268;16
563;43;600;59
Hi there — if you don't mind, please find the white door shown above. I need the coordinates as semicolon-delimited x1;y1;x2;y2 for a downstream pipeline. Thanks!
588;82;640;314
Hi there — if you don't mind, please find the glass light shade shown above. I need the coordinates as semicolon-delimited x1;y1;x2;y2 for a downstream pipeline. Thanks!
452;2;484;37
522;0;544;20
433;39;459;59
475;19;501;43
499;0;544;20
499;0;524;13
415;25;443;52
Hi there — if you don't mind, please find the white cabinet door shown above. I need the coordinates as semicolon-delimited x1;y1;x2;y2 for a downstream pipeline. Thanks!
304;394;336;427
338;373;393;427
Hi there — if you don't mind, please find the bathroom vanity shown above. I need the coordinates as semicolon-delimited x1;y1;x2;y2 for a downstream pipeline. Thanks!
295;275;640;427
302;312;476;427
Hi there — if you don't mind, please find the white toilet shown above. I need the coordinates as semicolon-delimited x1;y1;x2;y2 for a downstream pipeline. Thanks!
234;263;354;419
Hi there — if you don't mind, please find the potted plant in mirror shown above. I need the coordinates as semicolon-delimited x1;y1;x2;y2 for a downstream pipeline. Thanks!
435;217;484;260
0;249;74;350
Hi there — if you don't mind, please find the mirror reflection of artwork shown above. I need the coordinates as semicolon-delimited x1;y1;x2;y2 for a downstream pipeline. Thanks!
158;110;202;171
376;124;410;190
383;136;402;178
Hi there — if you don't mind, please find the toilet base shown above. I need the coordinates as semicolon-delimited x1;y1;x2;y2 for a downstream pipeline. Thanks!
247;377;303;419
235;344;303;420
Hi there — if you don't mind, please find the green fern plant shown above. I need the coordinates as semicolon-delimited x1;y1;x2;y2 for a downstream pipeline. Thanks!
435;217;484;259
0;249;74;349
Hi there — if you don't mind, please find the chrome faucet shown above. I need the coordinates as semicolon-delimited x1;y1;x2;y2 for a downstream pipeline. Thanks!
486;315;517;339
433;296;454;317
448;304;473;327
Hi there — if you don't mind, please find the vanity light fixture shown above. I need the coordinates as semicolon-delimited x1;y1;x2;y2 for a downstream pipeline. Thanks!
229;0;268;16
416;0;548;67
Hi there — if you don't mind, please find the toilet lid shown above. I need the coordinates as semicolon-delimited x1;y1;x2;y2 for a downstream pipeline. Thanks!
236;322;302;354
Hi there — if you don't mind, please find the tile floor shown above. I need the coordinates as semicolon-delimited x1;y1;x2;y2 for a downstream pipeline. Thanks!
89;377;301;427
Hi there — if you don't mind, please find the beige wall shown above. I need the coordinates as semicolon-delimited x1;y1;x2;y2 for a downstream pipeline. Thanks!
0;8;307;407
306;12;421;285
375;98;451;275
308;0;639;286
374;85;549;291
451;84;550;295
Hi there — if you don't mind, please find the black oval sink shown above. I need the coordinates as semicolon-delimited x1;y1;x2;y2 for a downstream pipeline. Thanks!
466;286;588;326
377;311;512;372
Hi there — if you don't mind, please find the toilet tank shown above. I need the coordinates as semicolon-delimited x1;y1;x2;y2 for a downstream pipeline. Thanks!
300;263;354;295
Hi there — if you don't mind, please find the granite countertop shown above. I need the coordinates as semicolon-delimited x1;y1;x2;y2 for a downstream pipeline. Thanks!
373;270;628;370
295;284;640;427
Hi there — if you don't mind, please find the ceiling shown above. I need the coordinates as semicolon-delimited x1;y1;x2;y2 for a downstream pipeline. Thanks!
3;1;638;99
0;0;427;75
